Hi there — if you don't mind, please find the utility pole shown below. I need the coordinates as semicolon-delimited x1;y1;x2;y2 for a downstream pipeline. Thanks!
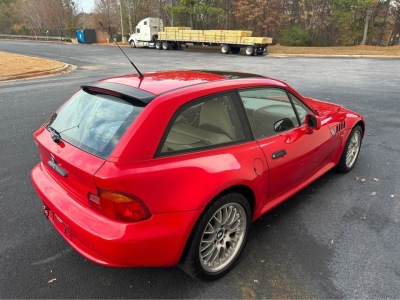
120;0;125;42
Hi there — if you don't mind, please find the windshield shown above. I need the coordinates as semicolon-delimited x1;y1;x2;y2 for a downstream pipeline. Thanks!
47;90;144;159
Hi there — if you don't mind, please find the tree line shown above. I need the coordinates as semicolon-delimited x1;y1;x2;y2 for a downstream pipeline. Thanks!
0;0;399;46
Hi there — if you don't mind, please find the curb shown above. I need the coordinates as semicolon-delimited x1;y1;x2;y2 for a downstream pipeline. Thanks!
267;54;400;58
0;63;73;82
92;43;131;47
0;37;72;44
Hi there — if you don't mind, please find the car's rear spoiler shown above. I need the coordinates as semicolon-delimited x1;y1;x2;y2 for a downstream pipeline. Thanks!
81;82;156;106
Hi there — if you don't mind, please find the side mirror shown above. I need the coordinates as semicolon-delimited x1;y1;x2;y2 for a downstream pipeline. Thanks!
305;114;321;134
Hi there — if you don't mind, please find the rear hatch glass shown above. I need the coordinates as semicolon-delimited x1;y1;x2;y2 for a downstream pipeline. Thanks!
46;89;144;159
36;89;145;205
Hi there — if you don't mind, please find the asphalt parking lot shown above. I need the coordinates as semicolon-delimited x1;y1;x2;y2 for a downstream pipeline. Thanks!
0;40;399;298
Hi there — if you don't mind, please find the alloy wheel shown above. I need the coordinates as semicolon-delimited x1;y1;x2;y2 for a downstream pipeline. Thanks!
199;203;247;273
346;130;361;168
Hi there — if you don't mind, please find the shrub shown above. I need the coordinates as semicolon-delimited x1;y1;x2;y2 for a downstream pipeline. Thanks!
312;40;327;47
279;27;312;47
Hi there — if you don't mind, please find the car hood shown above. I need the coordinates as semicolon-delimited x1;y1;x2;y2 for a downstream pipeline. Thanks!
303;97;342;118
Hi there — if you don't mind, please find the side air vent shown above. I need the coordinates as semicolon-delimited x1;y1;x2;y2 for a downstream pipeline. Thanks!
335;121;346;134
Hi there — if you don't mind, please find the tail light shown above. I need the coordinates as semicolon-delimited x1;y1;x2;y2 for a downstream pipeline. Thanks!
88;189;150;222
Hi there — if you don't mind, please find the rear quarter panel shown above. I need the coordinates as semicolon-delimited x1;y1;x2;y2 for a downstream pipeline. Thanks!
95;141;268;214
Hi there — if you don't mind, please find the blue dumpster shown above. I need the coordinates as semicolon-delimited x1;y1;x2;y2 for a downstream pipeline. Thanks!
76;29;97;44
76;30;85;43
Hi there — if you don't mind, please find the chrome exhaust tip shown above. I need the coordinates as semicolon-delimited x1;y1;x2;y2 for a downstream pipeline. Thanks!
43;206;50;219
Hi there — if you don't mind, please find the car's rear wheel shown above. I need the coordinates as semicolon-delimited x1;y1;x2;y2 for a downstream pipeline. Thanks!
155;41;162;50
337;124;363;172
179;192;251;280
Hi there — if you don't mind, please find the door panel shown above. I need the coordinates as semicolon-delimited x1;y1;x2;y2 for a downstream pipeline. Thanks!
237;86;332;199
257;125;331;199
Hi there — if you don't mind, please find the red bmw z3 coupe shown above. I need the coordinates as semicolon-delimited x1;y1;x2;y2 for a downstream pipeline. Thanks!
31;70;365;280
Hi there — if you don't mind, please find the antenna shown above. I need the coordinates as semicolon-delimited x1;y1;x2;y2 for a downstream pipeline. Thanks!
99;22;144;79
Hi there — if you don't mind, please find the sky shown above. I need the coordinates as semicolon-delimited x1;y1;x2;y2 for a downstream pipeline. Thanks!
80;0;95;13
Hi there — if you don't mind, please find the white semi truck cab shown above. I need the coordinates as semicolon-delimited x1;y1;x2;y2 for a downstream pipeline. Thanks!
128;18;163;48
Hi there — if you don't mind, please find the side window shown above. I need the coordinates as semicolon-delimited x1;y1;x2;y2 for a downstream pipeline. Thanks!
159;93;247;155
144;21;147;25
238;88;299;139
289;93;314;125
136;28;140;33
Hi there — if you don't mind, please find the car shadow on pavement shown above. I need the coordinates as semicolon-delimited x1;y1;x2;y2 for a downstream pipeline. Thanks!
1;170;345;299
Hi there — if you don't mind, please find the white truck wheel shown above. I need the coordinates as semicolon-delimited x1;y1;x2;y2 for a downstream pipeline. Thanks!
245;46;254;56
220;44;230;54
129;40;136;48
162;41;170;50
155;41;162;50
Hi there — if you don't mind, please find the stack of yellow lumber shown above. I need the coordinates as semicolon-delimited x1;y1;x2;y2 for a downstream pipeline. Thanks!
203;30;252;42
158;32;179;39
210;30;252;37
243;37;272;44
158;29;271;44
164;27;191;31
177;30;203;41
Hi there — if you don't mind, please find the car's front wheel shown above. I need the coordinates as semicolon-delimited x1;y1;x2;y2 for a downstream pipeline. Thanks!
337;124;363;172
179;192;251;280
129;40;136;48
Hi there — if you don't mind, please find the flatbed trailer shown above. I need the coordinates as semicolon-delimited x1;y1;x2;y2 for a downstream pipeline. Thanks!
128;18;273;56
152;38;271;56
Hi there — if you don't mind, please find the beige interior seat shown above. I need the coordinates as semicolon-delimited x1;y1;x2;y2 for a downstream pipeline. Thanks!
253;104;296;137
163;123;232;152
199;100;236;140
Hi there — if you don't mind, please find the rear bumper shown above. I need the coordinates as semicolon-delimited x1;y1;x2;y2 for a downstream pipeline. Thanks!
31;162;203;267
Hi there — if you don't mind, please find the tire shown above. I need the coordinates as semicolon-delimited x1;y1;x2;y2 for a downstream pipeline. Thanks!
179;192;252;280
155;41;162;50
337;124;363;173
129;40;136;48
245;46;254;56
230;47;240;54
162;41;170;50
220;44;231;54
256;49;264;55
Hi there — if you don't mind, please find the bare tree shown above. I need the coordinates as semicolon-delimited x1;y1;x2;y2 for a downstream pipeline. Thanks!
93;0;120;32
18;0;48;34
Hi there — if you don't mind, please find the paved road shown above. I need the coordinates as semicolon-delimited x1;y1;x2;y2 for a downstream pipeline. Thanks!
1;40;399;299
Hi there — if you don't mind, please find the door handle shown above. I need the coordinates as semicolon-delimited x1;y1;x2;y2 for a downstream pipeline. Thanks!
272;149;287;159
47;161;68;177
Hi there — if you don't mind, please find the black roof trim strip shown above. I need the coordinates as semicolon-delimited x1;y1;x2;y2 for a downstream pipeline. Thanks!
81;81;156;104
156;79;229;96
192;70;266;79
157;70;265;96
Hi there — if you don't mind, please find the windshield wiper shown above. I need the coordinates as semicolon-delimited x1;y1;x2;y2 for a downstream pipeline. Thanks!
46;125;62;145
46;122;82;145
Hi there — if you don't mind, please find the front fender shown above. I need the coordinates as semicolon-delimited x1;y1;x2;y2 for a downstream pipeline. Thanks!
327;108;365;164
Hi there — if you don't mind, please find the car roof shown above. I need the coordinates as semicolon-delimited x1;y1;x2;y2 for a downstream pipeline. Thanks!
94;70;276;96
